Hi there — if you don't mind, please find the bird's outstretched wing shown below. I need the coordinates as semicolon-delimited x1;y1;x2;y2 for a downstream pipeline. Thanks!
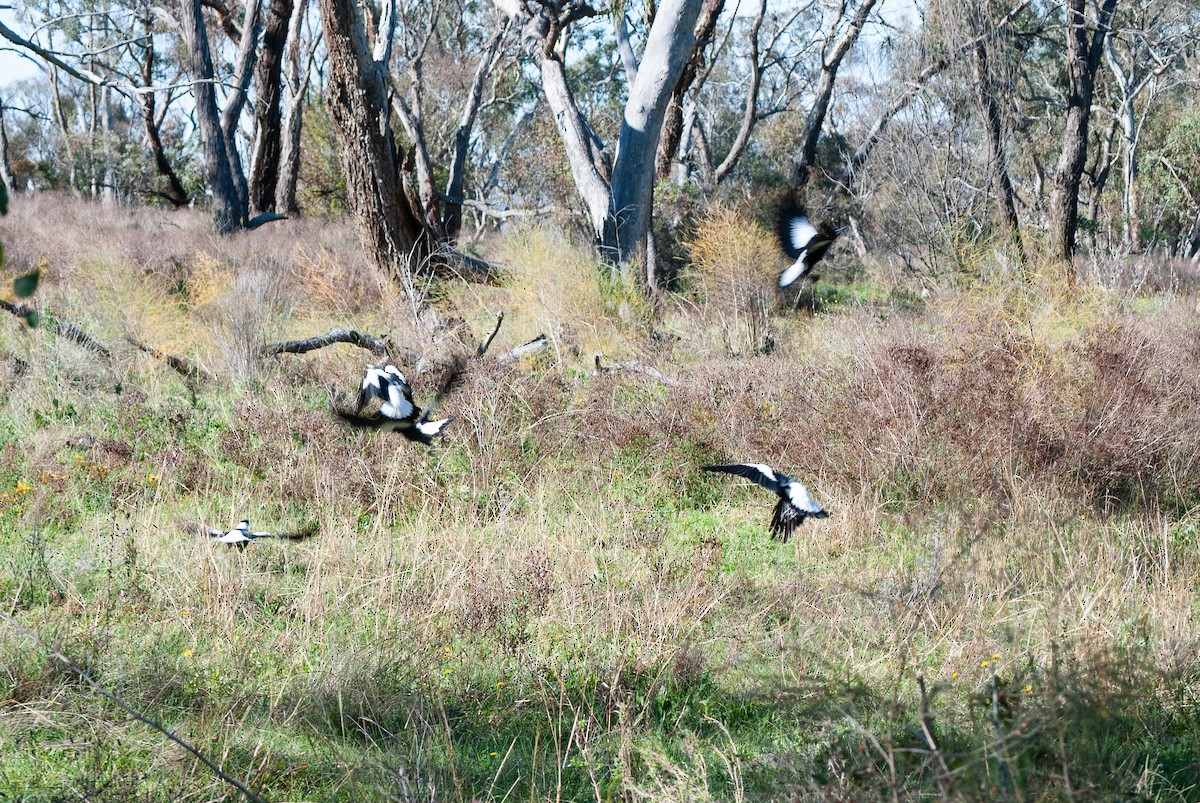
702;463;789;496
777;202;818;260
181;521;224;538
334;407;390;429
246;522;318;541
785;481;827;515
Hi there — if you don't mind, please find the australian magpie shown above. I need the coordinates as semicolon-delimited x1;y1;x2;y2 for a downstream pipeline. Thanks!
776;201;843;288
189;519;316;550
334;359;456;445
703;463;829;542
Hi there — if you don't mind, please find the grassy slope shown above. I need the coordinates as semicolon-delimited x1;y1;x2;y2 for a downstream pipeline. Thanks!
1;197;1199;801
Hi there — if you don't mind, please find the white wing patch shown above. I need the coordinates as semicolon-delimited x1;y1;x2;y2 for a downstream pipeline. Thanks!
788;216;818;251
748;463;776;482
786;481;824;513
381;396;416;421
778;256;810;288
415;417;452;437
361;367;388;392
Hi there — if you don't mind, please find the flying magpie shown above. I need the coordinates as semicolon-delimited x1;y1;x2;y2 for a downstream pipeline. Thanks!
189;519;316;550
703;463;829;542
776;201;844;288
334;359;456;445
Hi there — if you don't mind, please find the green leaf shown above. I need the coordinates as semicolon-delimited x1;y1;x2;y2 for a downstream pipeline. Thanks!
24;310;39;328
0;181;7;215
13;270;39;298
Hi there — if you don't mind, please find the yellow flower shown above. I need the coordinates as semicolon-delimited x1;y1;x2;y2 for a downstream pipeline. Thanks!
489;752;497;757
1024;684;1033;692
14;481;31;495
182;649;193;658
496;681;505;688
991;653;1000;660
980;661;990;668
180;610;189;616
147;473;159;485
951;672;959;678
444;668;451;675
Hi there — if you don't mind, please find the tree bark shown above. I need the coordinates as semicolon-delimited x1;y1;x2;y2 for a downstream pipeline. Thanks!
444;17;508;240
655;0;723;180
793;0;878;188
538;53;614;246
972;34;1023;261
180;0;246;231
609;0;703;264
139;26;189;207
317;0;430;279
0;97;14;194
248;0;294;214
276;0;311;215
1047;0;1118;263
219;0;262;220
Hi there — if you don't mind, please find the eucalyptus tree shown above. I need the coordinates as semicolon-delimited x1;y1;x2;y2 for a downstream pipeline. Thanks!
490;0;703;285
1098;0;1199;250
1047;0;1119;263
315;0;510;291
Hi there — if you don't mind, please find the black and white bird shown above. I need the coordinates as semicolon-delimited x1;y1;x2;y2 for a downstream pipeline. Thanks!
776;202;844;288
189;519;316;550
334;359;456;445
703;463;829;542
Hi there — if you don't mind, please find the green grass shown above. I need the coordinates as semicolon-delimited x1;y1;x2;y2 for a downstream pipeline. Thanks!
3;205;1200;801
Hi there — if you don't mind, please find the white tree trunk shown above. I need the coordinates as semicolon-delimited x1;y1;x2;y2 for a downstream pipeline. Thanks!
538;53;614;243
609;0;703;263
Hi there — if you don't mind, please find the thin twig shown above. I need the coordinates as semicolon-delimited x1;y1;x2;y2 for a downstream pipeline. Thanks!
916;674;951;796
475;311;505;357
2;612;265;803
259;327;390;357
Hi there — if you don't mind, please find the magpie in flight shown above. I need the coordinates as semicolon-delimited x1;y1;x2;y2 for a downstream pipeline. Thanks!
776;201;844;288
333;359;456;445
703;463;829;542
189;519;316;550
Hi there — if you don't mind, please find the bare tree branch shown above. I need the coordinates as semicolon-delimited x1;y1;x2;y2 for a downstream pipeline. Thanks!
593;354;678;386
260;327;391;356
497;333;549;364
475;310;505;357
126;335;212;382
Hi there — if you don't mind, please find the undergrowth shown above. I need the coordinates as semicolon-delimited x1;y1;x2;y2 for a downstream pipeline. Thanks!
1;196;1199;801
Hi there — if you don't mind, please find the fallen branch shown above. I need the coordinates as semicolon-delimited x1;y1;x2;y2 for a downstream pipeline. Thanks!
125;336;212;382
3;611;265;803
259;327;390;357
475;311;505;357
440;194;555;221
498;333;549;364
245;211;288;230
593;354;679;387
0;300;112;357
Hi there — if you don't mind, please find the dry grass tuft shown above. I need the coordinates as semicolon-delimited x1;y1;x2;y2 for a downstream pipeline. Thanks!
685;207;778;355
